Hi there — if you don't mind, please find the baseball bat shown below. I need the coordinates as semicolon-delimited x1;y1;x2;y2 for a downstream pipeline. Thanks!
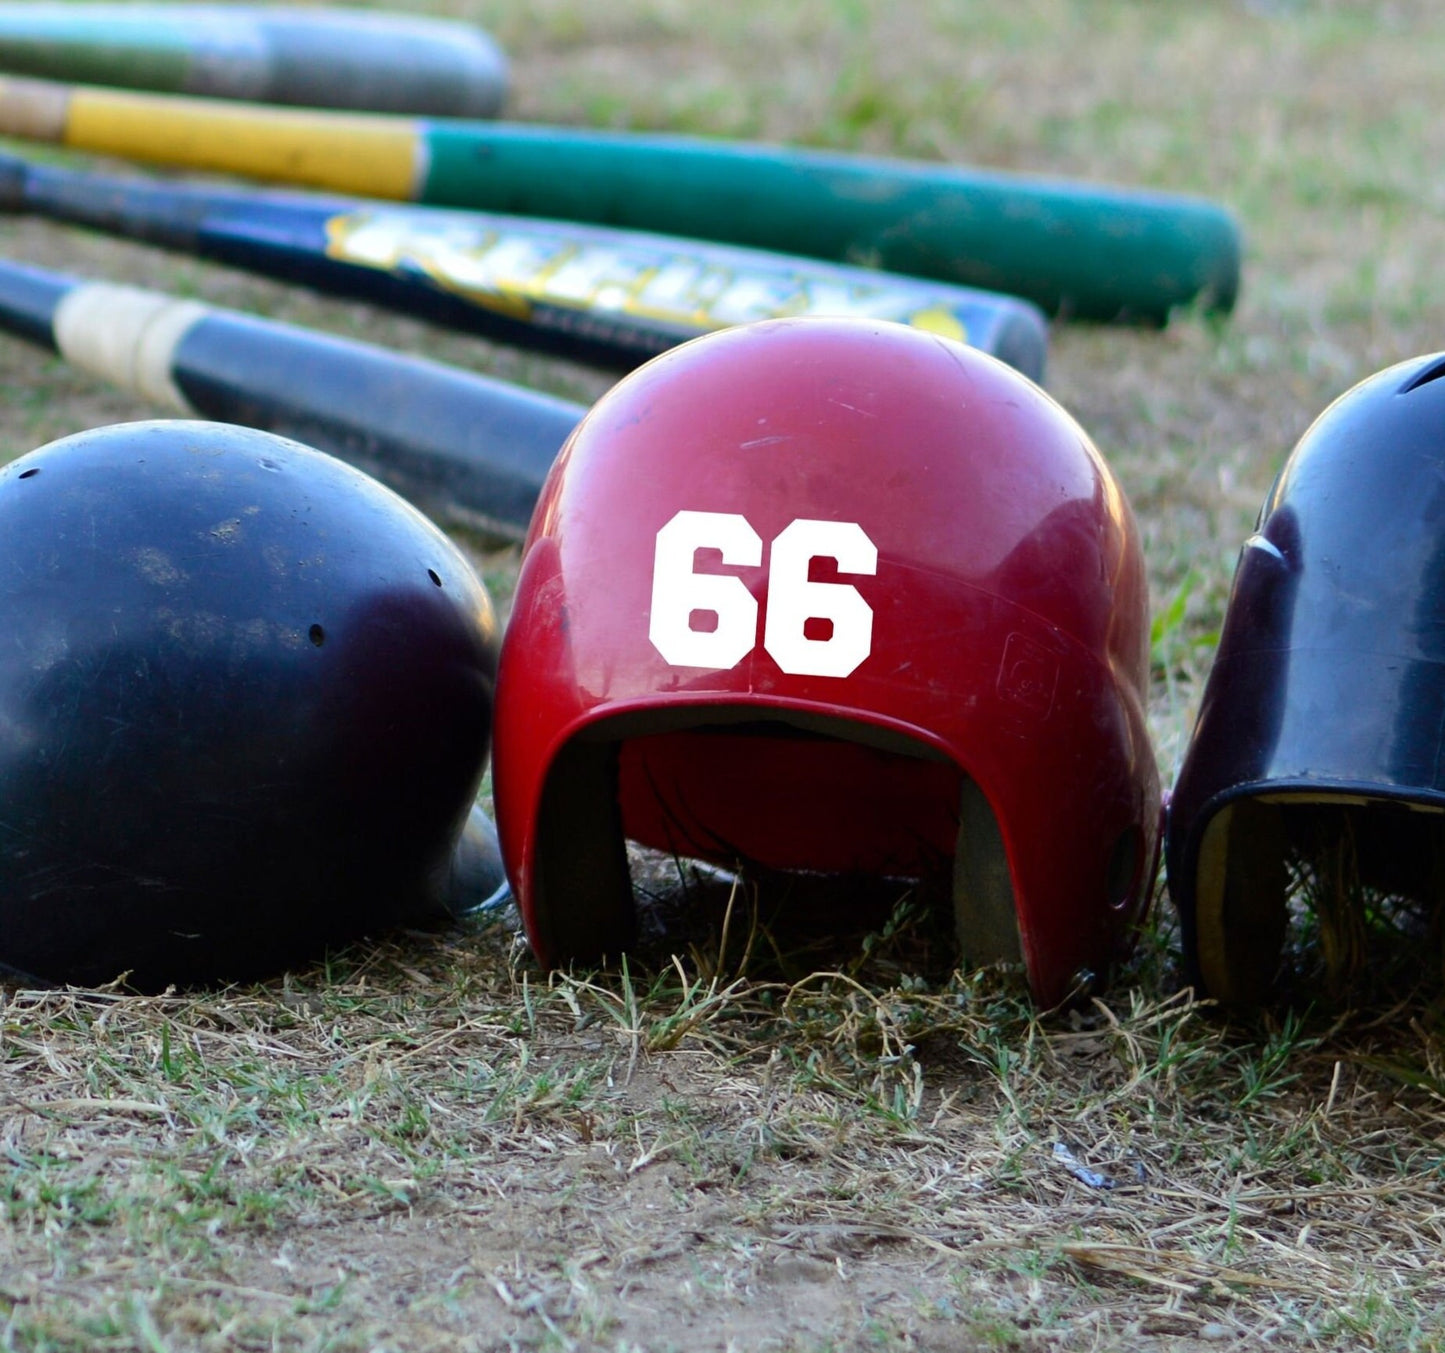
0;151;1051;381
0;5;508;117
0;256;582;539
0;76;1240;323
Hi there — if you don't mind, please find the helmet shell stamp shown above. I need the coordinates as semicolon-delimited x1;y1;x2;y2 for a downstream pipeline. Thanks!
494;318;1160;1006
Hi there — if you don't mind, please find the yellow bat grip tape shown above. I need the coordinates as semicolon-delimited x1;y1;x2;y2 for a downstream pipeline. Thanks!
64;87;422;200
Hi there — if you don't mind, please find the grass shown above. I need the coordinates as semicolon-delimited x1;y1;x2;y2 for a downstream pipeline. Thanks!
1;932;1444;1347
0;0;1444;1348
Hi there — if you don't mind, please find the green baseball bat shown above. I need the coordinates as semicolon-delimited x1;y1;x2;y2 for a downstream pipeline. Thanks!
0;76;1241;323
0;5;508;116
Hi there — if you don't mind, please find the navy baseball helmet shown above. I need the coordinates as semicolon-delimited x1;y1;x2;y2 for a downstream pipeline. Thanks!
0;420;501;987
1167;354;1445;1003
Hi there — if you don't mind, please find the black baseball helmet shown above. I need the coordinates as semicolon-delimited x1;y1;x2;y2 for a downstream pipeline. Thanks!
1166;354;1445;1003
0;420;501;987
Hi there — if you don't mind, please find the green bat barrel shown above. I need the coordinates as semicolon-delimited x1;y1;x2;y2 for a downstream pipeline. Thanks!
420;125;1242;323
0;4;509;116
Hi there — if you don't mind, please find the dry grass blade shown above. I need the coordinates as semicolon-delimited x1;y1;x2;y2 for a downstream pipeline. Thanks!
1061;1242;1314;1295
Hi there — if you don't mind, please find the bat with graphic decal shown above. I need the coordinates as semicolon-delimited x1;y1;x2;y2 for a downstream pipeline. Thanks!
0;255;582;538
0;75;1240;323
0;5;508;116
0;150;1050;379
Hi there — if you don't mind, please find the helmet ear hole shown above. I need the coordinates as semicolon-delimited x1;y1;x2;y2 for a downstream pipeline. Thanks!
532;739;636;965
953;778;1023;970
1192;799;1288;1004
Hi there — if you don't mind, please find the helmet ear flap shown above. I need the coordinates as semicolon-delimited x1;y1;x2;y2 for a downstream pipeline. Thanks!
1192;800;1289;1005
532;739;637;966
952;778;1023;970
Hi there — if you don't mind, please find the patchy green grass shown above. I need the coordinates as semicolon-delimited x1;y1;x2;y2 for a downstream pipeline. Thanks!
5;919;1445;1349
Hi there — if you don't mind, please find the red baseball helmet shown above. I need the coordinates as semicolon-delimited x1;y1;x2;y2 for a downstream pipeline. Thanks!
493;318;1159;1004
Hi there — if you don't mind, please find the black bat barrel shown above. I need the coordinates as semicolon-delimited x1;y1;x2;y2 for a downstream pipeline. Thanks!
171;313;577;535
0;151;1050;381
3;157;646;367
0;256;582;537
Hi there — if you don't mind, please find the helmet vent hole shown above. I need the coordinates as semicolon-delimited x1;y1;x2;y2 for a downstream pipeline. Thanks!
308;623;326;647
1106;827;1143;910
688;609;719;634
1402;358;1445;393
427;568;442;587
17;468;38;480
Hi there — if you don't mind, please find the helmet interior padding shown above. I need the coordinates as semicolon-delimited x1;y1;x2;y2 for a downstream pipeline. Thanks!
530;708;1022;971
1194;793;1445;1002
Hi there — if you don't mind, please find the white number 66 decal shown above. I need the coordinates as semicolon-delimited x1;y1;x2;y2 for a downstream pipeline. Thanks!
648;510;877;678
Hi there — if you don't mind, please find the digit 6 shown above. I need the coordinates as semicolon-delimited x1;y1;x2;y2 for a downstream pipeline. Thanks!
648;510;762;668
648;511;877;678
763;518;877;678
